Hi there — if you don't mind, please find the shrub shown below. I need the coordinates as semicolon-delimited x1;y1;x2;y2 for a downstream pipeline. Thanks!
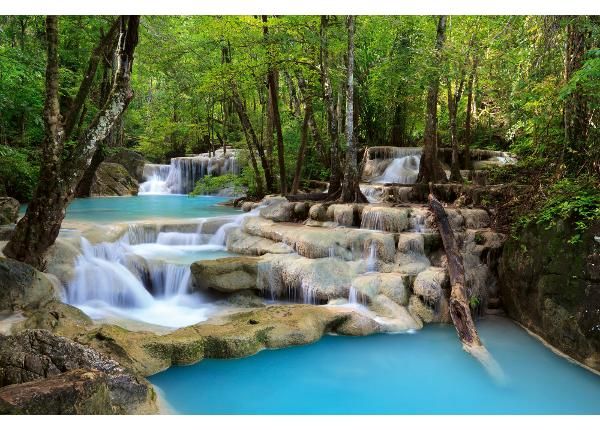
0;145;39;202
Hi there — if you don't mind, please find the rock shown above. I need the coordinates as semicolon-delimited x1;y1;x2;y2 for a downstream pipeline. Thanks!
369;295;422;331
326;204;362;227
334;310;381;336
0;197;19;225
190;256;261;293
90;162;139;197
0;257;57;311
243;216;396;261
294;202;309;219
412;267;448;303
394;233;431;275
408;295;435;324
351;272;409;305
226;228;293;256
106;149;146;182
360;206;409;232
257;254;366;302
241;201;259;212
0;224;15;241
0;369;114;414
500;220;600;372
13;301;92;339
0;329;156;414
308;203;329;222
259;197;298;222
45;237;81;285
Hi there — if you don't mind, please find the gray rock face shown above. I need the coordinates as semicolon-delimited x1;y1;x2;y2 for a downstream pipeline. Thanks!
0;257;57;311
106;149;146;182
90;162;139;196
0;197;19;225
0;329;156;414
191;256;262;293
500;220;600;372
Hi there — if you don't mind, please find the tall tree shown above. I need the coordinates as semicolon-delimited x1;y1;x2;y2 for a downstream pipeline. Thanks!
341;16;367;203
3;16;140;270
417;16;448;184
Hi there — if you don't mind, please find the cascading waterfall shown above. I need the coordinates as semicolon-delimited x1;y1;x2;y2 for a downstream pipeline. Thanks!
66;217;231;328
372;155;420;184
362;147;423;185
366;242;377;272
139;148;241;195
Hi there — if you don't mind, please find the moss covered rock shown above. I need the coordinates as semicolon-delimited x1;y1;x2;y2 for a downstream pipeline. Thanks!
90;162;138;197
0;197;19;225
500;220;600;371
0;257;57;311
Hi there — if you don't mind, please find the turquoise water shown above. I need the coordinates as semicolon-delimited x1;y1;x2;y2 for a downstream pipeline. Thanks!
150;316;600;414
20;195;238;223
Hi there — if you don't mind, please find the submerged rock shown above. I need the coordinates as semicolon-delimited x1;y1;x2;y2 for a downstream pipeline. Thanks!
0;197;19;225
90;162;139;197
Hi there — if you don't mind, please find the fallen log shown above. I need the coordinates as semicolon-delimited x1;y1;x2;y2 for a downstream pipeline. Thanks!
428;191;482;349
428;188;503;378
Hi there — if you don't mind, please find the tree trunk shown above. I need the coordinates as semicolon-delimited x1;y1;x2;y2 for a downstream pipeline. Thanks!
428;192;487;357
3;16;140;270
417;16;448;184
291;102;311;194
297;72;328;167
341;16;367;203
464;56;477;170
232;85;273;192
564;16;589;168
447;78;465;182
320;16;342;197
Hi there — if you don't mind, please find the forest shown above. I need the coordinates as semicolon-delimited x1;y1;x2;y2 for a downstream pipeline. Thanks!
0;14;599;415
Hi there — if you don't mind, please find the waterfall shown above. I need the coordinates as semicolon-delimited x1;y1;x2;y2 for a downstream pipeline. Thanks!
366;242;377;272
139;148;240;195
359;185;384;203
372;155;420;184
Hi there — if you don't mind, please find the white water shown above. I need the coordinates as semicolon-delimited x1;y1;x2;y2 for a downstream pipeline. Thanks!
366;242;377;272
372;155;420;184
140;148;240;195
67;222;229;328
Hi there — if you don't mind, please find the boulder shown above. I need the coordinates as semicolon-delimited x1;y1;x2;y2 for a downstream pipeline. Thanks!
259;197;298;222
351;272;409;305
308;203;329;222
106;149;146;182
90;162;139;197
190;256;261;293
412;267;448;303
0;329;156;414
369;294;422;332
0;197;19;225
0;257;57;311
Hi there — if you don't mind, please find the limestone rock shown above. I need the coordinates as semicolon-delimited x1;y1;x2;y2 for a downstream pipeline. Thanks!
360;206;409;232
351;272;409;305
369;295;422;331
0;197;19;225
0;257;57;311
226;228;293;256
259;196;298;222
90;162;139;197
191;256;261;293
412;267;448;303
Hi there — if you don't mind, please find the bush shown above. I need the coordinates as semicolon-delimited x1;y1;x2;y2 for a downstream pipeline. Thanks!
190;173;245;196
0;145;39;202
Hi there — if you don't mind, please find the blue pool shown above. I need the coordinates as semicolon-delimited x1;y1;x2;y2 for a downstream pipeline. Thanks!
150;316;600;414
20;195;238;223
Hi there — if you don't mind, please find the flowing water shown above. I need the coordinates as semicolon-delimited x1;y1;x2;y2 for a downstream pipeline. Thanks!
149;316;600;414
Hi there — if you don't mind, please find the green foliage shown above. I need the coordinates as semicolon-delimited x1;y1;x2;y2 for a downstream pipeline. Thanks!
0;145;39;202
514;177;600;244
469;296;480;310
190;173;246;196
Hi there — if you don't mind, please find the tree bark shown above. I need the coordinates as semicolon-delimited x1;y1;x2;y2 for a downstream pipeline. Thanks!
464;56;478;170
320;16;342;197
341;16;367;203
3;16;140;270
263;16;287;195
291;101;311;194
297;72;328;167
447;76;465;182
417;16;448;184
232;85;272;193
428;191;483;351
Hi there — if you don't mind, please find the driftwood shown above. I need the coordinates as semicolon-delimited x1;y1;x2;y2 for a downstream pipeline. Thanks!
428;191;482;349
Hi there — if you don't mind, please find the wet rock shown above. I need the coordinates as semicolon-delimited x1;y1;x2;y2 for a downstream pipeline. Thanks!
45;237;81;285
90;162;139;197
412;267;448;303
369;295;422;331
326;204;363;227
0;329;156;414
351;272;409;305
394;233;431;275
190;256;261;293
0;197;19;225
226;228;293;256
0;257;57;311
360;206;409;232
259;197;298;222
308;203;329;222
500;220;600;372
12;301;92;339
